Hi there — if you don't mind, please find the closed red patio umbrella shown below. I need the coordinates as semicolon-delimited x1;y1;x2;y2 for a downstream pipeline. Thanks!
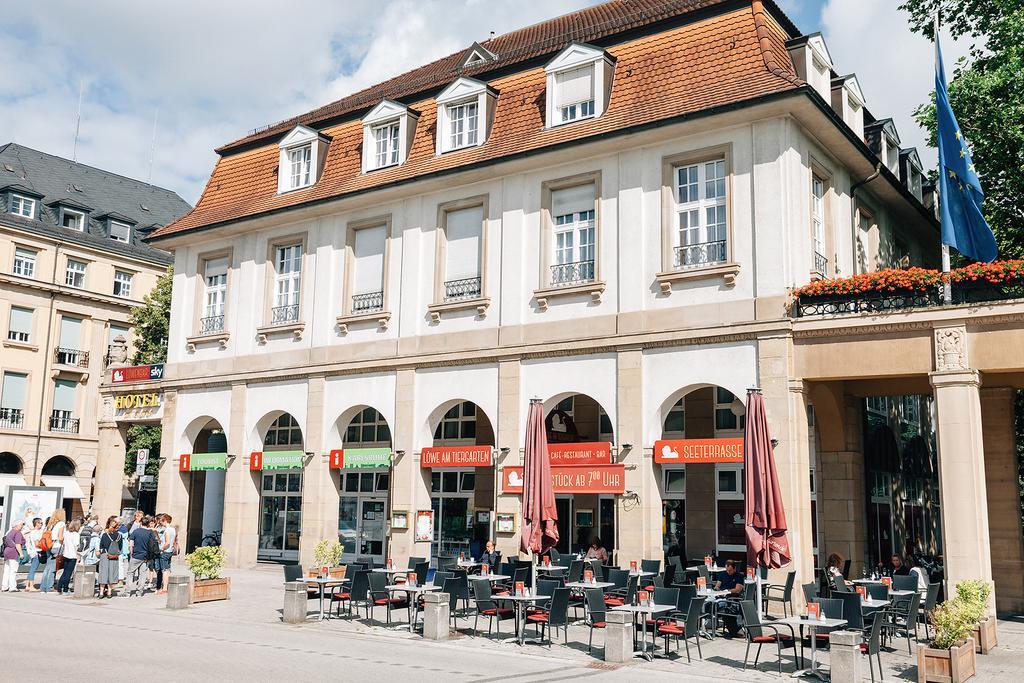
744;388;791;616
521;399;559;558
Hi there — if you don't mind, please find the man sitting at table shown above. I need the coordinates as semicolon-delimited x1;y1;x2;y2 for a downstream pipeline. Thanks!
702;560;745;637
478;540;500;567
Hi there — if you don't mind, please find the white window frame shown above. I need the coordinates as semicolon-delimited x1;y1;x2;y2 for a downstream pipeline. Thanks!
447;101;479;150
65;259;87;289
672;158;728;268
713;387;742;435
552;201;596;285
372;122;400;169
287;145;312;190
10;194;35;218
435;78;492;154
361;100;417;172
433;401;478;445
12;247;36;278
715;463;745;553
204;262;228;321
113;270;133;298
543;43;612;129
663;398;685;437
7;306;32;343
662;466;686;499
273;244;302;313
554;66;596;124
109;221;130;243
344;407;391;446
61;208;85;231
276;125;328;194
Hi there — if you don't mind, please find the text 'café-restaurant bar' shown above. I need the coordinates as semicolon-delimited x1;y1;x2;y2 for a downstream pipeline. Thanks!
90;0;1024;614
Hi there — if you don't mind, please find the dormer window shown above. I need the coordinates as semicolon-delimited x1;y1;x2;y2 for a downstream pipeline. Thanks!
61;208;85;231
276;124;329;193
435;78;496;154
544;43;614;128
10;193;35;218
362;100;418;172
109;220;130;243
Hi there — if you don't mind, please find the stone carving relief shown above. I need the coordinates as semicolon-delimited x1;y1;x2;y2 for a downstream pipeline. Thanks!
934;326;967;371
107;334;129;367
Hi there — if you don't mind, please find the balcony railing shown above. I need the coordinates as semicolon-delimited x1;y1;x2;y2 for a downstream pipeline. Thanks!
550;260;595;286
54;347;89;367
270;304;299;325
49;411;79;434
444;276;482;301
0;408;24;430
352;291;384;314
813;251;829;277
674;240;727;268
199;315;225;334
794;281;1024;317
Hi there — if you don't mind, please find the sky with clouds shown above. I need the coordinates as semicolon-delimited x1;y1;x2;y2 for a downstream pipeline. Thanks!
0;0;973;205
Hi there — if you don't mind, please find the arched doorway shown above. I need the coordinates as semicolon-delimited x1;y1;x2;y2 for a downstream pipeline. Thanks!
257;412;304;562
543;393;615;556
0;452;26;513
426;400;495;561
181;418;227;552
335;406;393;564
41;455;82;518
655;385;746;566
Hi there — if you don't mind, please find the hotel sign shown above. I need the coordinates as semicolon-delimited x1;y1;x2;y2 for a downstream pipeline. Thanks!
250;450;305;470
114;392;163;422
548;442;612;466
329;448;392;469
654;438;744;464
502;464;626;494
111;364;164;384
179;453;227;472
420;446;492;468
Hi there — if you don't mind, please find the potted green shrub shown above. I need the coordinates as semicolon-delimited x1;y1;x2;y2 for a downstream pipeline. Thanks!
918;598;977;683
313;540;345;577
956;580;996;653
184;545;230;603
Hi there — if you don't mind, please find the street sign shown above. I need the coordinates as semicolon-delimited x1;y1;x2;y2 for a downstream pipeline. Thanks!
139;475;154;484
139;480;157;492
137;449;150;465
135;461;146;476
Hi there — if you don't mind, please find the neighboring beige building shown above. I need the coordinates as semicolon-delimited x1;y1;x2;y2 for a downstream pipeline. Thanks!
92;0;1023;614
0;143;189;518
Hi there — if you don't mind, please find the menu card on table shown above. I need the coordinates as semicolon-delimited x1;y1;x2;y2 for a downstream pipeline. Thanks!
638;589;650;606
386;558;393;570
856;585;867;599
704;555;713;567
515;581;525;597
746;567;755;581
806;602;821;621
543;555;551;567
584;569;594;584
407;571;417;587
321;566;328;578
696;576;707;591
481;563;489;576
881;576;892;588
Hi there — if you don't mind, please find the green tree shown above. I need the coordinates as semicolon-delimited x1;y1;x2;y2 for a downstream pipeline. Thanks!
123;267;172;476
901;0;1024;259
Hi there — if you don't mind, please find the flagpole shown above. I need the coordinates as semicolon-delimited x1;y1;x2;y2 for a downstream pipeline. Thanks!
935;12;952;304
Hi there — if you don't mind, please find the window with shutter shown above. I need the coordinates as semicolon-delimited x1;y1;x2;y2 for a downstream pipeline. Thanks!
352;225;386;313
554;66;595;123
1;372;28;410
7;306;32;343
443;206;483;300
550;183;596;285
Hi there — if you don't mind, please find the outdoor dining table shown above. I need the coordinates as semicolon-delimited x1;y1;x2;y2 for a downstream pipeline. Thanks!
499;592;546;645
610;603;676;661
536;564;569;572
372;567;406;574
479;573;511;583
779;615;847;681
386;583;442;633
861;598;890;610
303;577;349;621
694;588;730;638
687;564;727;573
565;580;615;590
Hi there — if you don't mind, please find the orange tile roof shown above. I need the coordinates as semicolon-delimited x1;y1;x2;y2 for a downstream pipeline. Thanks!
154;0;803;240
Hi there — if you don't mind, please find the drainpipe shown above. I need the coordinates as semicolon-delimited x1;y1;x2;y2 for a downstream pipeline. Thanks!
31;234;65;486
850;163;882;273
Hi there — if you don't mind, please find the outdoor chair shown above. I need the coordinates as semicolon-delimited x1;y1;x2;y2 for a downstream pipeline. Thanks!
451;572;471;613
335;570;369;618
367;571;407;625
645;574;664;591
547;548;561;564
645;587;679;632
884;591;921;655
567;559;583;584
432;571;454;585
606;574;636;607
697;564;710;583
584;587;608;654
802;581;818;605
641;559;661;575
437;556;457;572
920;582;941;640
526;587;570;647
443;578;461;630
763;570;796;618
283;564;319;600
892;575;918;592
658;595;705;661
740;582;757;602
586;559;604;581
356;556;377;569
407;556;426;569
663;562;677;587
672;583;696;618
534;579;560;611
807;598;843;648
842;559;851;579
740;599;800;674
867;583;889;601
831;580;852;593
471;578;514;637
835;591;866;633
605;569;628;596
496;567;528;596
860;607;887;683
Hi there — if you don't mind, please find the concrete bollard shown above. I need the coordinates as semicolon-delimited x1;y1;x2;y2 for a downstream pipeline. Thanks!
827;630;863;683
166;575;192;610
604;610;634;663
283;581;309;623
422;592;450;640
72;565;97;600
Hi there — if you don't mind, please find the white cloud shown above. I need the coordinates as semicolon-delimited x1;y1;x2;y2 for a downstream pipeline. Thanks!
818;0;973;171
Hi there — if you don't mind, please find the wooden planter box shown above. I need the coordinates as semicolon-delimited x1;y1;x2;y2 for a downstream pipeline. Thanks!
971;618;997;654
191;577;231;603
918;638;976;683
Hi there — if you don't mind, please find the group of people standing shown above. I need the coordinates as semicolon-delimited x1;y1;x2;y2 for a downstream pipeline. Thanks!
1;508;178;597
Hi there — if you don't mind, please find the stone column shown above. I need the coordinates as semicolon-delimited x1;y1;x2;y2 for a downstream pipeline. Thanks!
155;389;190;545
615;346;652;564
299;375;335;568
930;363;994;605
603;610;633;663
221;382;259;568
828;630;863;682
980;387;1022;613
388;368;418;561
422;591;450;640
494;358;522;560
93;418;128;518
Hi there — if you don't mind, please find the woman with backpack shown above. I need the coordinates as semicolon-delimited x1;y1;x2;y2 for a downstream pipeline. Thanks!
98;516;122;598
56;519;82;594
39;509;66;593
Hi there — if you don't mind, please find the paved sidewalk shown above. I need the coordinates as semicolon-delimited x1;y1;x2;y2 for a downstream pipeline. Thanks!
2;565;1020;682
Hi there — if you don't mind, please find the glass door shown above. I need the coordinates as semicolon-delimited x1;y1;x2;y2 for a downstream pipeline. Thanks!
555;496;572;554
358;499;386;561
258;470;302;561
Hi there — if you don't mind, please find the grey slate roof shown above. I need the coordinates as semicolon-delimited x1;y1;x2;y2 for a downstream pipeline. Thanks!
0;143;191;265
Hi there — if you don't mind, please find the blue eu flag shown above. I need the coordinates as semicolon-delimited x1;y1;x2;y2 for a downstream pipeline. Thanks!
936;35;997;262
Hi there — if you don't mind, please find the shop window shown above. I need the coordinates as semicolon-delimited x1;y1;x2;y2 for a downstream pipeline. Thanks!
665;468;686;494
345;407;391;444
664;398;685;434
433;402;477;441
714;387;742;432
265;413;302;448
716;464;744;551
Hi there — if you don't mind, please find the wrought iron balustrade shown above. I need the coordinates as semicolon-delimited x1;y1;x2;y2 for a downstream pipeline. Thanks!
49;411;79;433
352;291;384;314
270;304;300;325
550;260;595;286
199;315;225;334
0;408;24;430
54;347;89;367
444;276;482;301
674;240;727;268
